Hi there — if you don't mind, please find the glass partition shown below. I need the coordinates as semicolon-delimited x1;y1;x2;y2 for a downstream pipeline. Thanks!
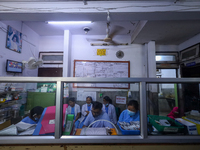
0;82;56;136
62;82;140;136
147;82;200;136
0;77;199;144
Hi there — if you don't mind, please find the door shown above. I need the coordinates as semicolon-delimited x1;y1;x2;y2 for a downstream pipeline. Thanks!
38;68;63;77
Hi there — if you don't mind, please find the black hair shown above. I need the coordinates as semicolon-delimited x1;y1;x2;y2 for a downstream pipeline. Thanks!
86;96;93;103
68;97;76;103
30;106;44;118
103;96;112;104
92;101;102;110
12;34;18;43
128;100;139;111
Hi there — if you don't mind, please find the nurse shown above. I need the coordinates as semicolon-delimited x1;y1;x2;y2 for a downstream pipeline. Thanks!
21;106;44;124
66;97;81;128
102;96;117;125
83;101;113;128
79;96;93;128
118;100;140;122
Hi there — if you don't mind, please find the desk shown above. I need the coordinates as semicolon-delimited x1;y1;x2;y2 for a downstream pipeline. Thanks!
75;128;117;135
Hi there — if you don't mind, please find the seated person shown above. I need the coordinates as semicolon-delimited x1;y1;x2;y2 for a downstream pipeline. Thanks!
82;101;113;128
21;106;44;124
167;107;179;120
79;96;93;128
118;100;140;122
102;96;117;125
66;97;81;128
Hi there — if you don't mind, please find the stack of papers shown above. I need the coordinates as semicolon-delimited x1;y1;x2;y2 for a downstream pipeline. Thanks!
80;128;108;135
0;125;17;135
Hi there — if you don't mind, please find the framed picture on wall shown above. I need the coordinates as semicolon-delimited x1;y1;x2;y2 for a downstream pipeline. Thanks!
6;25;22;53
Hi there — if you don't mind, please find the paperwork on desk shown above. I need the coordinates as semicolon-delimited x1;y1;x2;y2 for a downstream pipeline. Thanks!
0;124;17;135
80;127;109;135
0;122;36;135
16;122;36;132
18;125;36;135
118;121;140;130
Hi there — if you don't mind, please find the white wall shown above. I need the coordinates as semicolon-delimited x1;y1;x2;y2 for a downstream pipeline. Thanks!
156;45;178;52
0;21;40;77
71;35;145;78
39;36;64;51
38;36;64;68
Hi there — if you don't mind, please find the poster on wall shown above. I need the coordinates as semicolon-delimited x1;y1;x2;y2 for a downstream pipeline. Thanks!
77;90;96;101
116;96;126;104
6;25;22;53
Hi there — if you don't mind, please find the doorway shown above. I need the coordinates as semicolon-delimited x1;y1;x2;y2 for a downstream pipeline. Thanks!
38;68;63;77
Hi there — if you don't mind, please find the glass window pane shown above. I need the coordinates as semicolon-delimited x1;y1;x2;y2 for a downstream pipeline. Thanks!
0;82;56;136
156;55;176;62
147;82;200;136
62;82;140;136
42;55;63;61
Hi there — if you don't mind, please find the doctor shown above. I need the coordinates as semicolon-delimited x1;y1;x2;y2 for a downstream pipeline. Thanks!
66;97;81;128
118;100;140;122
83;101;113;128
21;106;44;124
79;96;93;128
102;96;117;125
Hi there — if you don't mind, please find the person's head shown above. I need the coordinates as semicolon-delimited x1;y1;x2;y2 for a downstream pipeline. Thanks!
92;101;102;117
68;97;76;107
12;34;18;43
172;107;179;114
103;96;112;106
30;106;44;122
86;96;93;105
127;100;139;116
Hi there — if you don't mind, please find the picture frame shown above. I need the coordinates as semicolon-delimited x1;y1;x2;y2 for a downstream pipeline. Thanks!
6;25;22;53
39;52;63;64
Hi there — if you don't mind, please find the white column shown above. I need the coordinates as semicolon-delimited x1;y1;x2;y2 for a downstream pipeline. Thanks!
147;41;157;92
63;30;71;77
147;41;156;78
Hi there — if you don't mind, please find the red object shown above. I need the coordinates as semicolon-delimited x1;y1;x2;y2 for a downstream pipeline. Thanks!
39;104;68;134
167;107;179;120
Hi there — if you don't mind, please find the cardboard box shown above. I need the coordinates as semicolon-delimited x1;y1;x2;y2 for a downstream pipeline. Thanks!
175;118;198;135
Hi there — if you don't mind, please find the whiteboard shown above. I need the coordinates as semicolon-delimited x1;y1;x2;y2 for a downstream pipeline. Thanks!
77;90;96;101
74;60;130;89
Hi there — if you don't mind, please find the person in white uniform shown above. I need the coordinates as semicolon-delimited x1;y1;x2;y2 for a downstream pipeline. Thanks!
66;97;81;128
102;96;117;125
79;96;93;128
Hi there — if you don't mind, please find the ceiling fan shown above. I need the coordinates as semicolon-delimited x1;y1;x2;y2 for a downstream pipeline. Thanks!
87;11;128;46
22;57;43;69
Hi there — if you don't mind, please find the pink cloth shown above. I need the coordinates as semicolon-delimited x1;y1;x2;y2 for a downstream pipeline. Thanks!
167;107;179;120
39;104;68;134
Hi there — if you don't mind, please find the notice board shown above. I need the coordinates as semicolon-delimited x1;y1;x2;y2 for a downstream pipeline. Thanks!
73;60;130;89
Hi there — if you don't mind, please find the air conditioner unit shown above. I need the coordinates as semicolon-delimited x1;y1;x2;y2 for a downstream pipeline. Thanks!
180;44;199;62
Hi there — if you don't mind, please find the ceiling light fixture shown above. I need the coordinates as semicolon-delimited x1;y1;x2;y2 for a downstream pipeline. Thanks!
47;21;92;24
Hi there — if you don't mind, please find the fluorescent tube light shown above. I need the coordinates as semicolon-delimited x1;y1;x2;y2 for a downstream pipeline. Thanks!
48;21;92;24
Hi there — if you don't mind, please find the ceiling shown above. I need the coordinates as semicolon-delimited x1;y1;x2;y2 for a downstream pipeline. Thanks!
1;1;200;45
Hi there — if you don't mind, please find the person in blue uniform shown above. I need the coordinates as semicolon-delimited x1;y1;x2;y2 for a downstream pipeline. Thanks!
66;97;81;128
82;101;113;128
118;100;140;122
21;106;44;124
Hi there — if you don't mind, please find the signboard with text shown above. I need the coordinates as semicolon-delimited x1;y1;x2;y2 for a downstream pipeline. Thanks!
116;96;126;104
